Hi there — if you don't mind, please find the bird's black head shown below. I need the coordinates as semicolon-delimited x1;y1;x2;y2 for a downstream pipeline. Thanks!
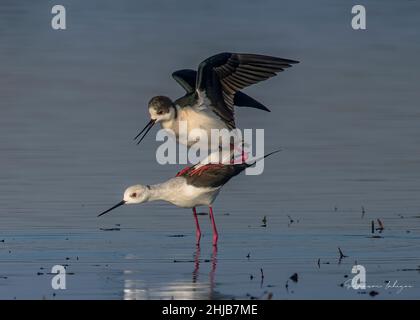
148;96;175;121
134;96;176;145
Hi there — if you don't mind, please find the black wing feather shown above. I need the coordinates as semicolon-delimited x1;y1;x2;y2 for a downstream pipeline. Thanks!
172;69;196;93
173;68;270;112
196;52;298;126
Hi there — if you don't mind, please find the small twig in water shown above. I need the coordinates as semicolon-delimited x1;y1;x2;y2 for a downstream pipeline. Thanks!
260;268;265;288
261;216;267;227
376;219;384;232
338;247;348;262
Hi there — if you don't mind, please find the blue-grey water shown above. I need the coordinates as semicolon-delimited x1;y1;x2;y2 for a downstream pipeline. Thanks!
1;0;420;299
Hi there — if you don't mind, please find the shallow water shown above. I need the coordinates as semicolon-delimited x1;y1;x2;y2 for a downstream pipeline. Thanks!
1;0;420;299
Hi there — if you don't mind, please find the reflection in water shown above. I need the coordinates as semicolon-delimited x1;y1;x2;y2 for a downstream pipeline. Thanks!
123;246;224;300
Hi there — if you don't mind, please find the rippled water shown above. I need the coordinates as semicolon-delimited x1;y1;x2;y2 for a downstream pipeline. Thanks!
1;0;420;299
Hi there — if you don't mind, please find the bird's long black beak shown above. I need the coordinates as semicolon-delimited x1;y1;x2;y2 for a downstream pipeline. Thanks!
134;119;156;145
98;200;126;217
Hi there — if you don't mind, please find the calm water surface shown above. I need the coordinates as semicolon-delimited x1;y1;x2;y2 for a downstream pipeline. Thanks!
0;0;420;299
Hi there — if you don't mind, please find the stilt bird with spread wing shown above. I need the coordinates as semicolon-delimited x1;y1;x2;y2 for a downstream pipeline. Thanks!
134;52;299;146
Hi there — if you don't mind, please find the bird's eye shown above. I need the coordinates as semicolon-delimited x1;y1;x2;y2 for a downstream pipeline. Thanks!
130;192;137;197
157;111;163;115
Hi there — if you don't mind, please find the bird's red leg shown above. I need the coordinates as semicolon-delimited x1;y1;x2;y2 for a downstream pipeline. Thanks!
208;206;219;246
189;164;210;176
192;207;201;245
230;143;249;164
241;145;248;163
176;166;191;177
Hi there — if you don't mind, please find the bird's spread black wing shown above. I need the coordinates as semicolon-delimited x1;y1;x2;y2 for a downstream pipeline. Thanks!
173;69;270;112
172;69;196;94
196;52;299;127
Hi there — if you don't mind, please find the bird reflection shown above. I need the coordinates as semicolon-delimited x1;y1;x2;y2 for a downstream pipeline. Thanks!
123;245;226;300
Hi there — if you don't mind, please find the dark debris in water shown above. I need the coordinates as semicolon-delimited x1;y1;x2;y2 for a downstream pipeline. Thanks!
376;219;384;232
173;259;194;263
100;227;121;231
173;258;211;263
369;219;384;238
397;266;420;272
289;273;298;283
261;216;267;227
338;247;348;260
318;259;331;266
245;293;258;300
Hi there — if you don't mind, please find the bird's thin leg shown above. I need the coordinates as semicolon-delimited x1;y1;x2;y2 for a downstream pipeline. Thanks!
208;206;219;246
193;245;201;283
176;166;191;177
192;207;201;245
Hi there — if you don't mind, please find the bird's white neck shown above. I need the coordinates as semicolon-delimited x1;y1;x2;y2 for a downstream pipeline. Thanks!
140;177;216;208
160;105;180;131
144;179;184;204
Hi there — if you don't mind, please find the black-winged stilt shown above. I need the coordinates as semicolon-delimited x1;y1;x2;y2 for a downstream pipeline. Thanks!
134;52;299;146
98;150;280;246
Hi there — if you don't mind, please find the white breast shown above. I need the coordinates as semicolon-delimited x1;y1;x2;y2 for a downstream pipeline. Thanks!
162;106;228;148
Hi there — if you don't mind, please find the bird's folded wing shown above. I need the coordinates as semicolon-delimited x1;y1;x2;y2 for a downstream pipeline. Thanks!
182;163;247;188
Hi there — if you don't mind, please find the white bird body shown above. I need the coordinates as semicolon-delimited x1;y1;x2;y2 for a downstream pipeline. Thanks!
134;52;299;150
157;102;229;148
141;177;221;208
98;151;280;246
